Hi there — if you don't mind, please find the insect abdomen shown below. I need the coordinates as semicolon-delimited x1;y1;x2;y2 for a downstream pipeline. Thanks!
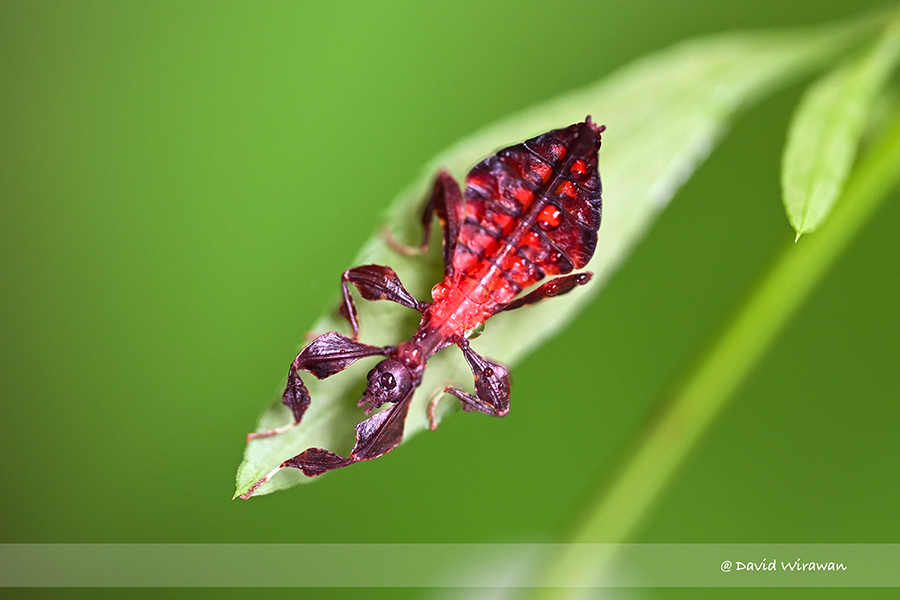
452;121;603;299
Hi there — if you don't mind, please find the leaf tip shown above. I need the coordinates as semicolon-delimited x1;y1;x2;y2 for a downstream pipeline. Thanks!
235;464;283;500
794;231;802;243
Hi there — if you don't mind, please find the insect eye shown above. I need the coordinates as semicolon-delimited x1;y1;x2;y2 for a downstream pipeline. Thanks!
380;372;396;389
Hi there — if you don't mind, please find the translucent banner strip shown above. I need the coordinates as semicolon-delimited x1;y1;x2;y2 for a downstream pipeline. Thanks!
0;544;897;587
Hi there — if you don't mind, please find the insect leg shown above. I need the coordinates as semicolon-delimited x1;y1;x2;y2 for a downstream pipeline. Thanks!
279;391;415;477
493;272;593;314
443;340;510;417
246;331;389;441
383;170;465;278
338;264;425;339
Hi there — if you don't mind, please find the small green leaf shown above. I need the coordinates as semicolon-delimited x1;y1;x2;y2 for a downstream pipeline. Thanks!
782;16;900;238
235;15;879;498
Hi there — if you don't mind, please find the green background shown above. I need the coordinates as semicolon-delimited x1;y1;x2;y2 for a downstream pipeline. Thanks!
1;0;898;597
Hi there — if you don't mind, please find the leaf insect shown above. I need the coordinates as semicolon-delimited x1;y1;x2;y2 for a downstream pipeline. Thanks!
242;118;604;497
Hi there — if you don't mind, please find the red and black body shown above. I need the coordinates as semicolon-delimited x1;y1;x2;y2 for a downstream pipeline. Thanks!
245;118;604;487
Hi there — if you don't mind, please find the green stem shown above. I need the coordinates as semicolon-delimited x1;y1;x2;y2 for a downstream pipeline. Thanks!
532;101;900;592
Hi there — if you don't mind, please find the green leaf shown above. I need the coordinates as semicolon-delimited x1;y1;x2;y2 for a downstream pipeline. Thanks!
235;14;879;499
782;16;900;239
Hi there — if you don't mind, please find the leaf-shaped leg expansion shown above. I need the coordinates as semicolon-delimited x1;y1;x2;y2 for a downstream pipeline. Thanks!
240;394;414;497
281;391;414;477
338;264;424;339
246;331;388;441
432;340;510;427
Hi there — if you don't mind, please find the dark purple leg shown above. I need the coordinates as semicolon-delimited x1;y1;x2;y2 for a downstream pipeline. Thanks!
338;264;424;339
280;390;415;477
384;170;466;278
242;393;414;496
246;331;389;441
444;339;511;418
494;272;592;314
